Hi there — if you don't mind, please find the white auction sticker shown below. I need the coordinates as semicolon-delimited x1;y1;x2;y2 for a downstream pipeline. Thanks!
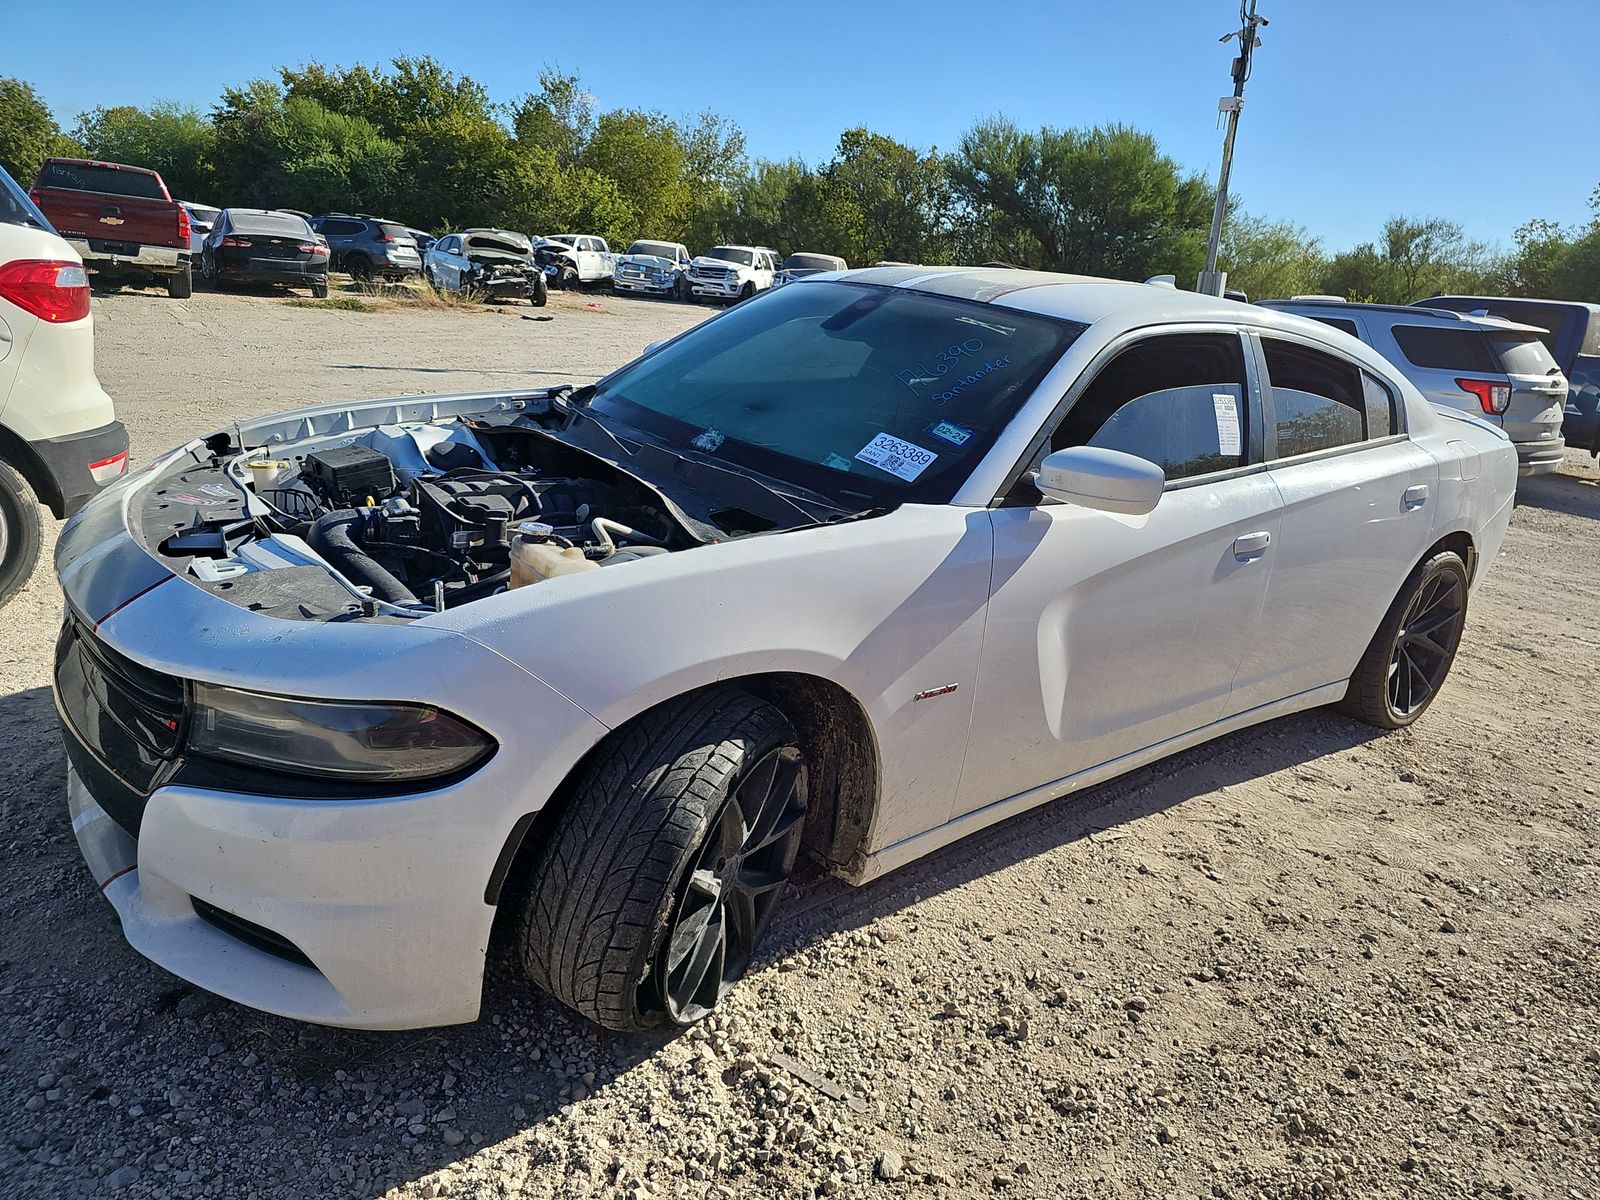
854;433;939;481
1211;393;1242;456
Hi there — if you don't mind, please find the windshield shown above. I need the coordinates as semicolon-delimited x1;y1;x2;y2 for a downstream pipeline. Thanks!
708;247;754;266
0;166;52;231
627;242;677;258
586;281;1083;506
1490;332;1561;378
186;205;220;225
784;254;839;272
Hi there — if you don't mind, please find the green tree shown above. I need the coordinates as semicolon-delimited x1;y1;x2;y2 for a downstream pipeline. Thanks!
1218;212;1325;301
0;78;80;184
511;70;594;169
1317;216;1503;303
950;118;1211;280
580;109;688;241
72;102;216;198
822;128;954;264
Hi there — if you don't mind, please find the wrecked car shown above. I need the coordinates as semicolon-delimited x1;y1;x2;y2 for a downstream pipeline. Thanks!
533;234;616;289
425;229;548;306
55;267;1516;1033
612;240;693;300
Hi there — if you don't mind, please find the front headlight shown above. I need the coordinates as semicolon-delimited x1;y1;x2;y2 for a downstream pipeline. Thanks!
188;683;495;782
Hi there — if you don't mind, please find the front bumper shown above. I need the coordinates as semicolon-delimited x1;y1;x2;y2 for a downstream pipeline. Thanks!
27;419;128;518
690;276;742;298
65;759;511;1028
613;274;675;295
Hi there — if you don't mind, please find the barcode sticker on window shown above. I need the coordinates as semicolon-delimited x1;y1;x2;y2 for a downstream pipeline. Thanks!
854;433;939;482
1212;393;1242;456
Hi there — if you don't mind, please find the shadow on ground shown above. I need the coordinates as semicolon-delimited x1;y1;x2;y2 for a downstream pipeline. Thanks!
1515;467;1600;519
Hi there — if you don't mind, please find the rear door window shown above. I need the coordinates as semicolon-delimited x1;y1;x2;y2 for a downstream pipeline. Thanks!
1262;338;1368;458
1391;324;1498;372
1053;332;1251;481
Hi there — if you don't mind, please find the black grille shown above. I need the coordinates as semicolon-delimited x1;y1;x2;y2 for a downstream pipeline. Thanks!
191;898;315;968
54;615;186;834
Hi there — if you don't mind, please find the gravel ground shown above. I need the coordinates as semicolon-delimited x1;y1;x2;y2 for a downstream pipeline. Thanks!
1;288;1596;1200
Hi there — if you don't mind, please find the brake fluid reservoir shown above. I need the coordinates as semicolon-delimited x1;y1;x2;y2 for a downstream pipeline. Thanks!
510;522;599;589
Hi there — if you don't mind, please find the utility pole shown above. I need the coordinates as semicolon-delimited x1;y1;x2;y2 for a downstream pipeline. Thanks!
1198;0;1267;297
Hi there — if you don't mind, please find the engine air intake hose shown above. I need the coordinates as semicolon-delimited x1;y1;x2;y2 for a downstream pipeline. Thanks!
307;509;421;607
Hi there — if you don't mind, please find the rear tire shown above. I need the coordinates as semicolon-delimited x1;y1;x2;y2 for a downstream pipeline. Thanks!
310;278;329;299
531;273;548;307
514;688;808;1031
1339;549;1469;729
166;265;193;299
0;460;43;609
348;255;373;282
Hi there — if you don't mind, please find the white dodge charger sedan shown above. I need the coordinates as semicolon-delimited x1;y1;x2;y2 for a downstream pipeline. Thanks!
54;267;1517;1031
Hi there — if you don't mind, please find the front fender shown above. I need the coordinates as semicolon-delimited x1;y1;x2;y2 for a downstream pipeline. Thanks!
429;505;997;851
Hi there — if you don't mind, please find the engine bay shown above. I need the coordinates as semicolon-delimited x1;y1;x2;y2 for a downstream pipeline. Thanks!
145;409;710;620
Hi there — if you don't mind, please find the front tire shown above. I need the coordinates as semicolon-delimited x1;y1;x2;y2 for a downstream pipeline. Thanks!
1340;549;1469;729
514;689;808;1031
530;273;548;307
0;460;43;608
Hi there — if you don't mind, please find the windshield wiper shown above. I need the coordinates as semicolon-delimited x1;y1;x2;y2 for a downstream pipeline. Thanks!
572;408;851;523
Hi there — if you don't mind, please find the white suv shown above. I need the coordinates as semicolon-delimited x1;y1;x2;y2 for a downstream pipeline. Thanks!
687;245;778;303
0;167;127;606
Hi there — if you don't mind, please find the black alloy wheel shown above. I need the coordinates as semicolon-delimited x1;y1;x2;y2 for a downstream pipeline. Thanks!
656;745;808;1024
1341;549;1470;729
1386;568;1465;719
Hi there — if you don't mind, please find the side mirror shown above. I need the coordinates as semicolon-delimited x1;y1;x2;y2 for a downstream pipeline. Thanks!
1033;446;1164;515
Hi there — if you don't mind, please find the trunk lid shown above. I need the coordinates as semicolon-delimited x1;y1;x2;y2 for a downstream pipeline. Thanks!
1489;329;1568;444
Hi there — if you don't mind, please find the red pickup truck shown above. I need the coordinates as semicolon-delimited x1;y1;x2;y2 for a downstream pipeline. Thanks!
29;158;192;298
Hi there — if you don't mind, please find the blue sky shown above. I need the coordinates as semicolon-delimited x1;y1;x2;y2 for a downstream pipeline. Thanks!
14;0;1597;250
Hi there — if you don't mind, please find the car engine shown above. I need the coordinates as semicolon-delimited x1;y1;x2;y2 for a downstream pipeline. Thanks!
245;422;690;612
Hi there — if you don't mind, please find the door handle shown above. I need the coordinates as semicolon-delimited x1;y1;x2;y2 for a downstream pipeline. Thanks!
1403;484;1429;510
1233;531;1271;561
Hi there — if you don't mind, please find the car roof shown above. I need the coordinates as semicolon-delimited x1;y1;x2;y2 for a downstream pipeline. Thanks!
1260;297;1547;336
1421;293;1600;318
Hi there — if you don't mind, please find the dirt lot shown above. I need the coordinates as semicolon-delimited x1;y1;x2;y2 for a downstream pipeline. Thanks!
1;289;1596;1200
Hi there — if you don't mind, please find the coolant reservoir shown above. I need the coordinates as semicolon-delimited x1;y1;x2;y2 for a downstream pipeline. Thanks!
510;523;599;589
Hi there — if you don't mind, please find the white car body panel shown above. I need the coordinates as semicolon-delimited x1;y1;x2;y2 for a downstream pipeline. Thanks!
0;220;116;442
52;268;1519;1027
